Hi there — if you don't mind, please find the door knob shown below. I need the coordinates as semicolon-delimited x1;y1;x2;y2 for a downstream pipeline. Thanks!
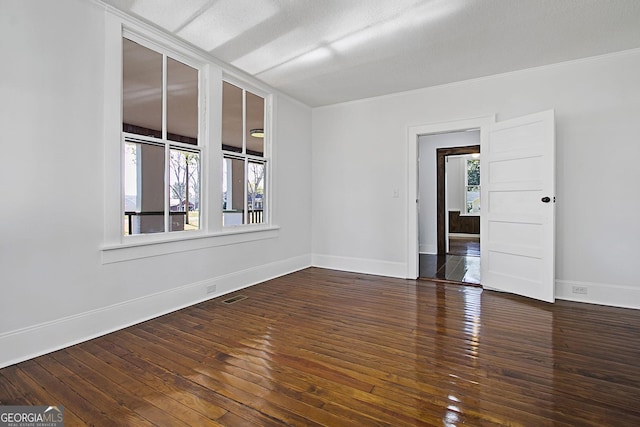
541;196;551;203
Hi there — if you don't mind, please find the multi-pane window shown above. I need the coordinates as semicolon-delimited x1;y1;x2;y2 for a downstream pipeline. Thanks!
221;81;267;226
122;37;201;235
465;157;480;214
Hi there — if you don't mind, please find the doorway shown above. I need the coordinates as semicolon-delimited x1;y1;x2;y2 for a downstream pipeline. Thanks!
417;132;481;284
406;115;494;280
407;111;555;302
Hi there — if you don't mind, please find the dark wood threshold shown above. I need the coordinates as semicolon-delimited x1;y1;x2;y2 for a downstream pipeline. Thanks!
419;275;483;287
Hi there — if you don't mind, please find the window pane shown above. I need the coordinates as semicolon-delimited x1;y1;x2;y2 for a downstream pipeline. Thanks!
222;82;243;153
467;159;480;186
246;91;265;156
122;38;163;137
247;161;265;224
170;149;200;231
223;157;245;226
466;186;480;214
167;58;198;144
124;142;165;235
123;142;138;235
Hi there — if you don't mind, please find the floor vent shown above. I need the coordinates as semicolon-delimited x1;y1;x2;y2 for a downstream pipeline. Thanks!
222;295;247;305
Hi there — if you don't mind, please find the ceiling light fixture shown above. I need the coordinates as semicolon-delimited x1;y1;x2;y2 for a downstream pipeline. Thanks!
250;128;264;138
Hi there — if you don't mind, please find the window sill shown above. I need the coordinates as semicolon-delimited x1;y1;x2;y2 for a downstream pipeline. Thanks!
101;225;280;264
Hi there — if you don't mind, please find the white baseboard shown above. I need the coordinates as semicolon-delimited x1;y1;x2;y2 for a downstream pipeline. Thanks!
312;254;407;279
555;279;640;310
419;243;437;254
0;254;311;369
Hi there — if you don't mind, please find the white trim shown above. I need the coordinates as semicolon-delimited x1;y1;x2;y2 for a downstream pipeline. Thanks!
206;66;224;231
419;244;437;255
555;280;640;310
406;116;495;279
103;13;124;245
102;226;280;264
0;254;311;369
312;254;407;279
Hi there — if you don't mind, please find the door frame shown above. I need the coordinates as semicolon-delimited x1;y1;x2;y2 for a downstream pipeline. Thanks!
406;115;495;279
436;145;480;254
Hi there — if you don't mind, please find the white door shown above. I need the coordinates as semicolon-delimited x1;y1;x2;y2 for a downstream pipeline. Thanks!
480;110;555;302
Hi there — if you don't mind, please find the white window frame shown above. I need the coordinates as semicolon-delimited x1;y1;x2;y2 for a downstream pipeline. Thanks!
221;78;271;228
101;11;277;264
122;33;205;237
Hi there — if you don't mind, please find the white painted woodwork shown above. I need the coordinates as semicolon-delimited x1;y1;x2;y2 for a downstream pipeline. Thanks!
481;110;555;302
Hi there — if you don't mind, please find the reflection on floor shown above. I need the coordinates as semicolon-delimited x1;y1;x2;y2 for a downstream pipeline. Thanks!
419;236;480;285
419;254;480;285
448;235;480;256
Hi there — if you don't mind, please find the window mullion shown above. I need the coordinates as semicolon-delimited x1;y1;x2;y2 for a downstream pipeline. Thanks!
243;158;249;225
162;54;170;233
242;89;247;155
242;88;247;225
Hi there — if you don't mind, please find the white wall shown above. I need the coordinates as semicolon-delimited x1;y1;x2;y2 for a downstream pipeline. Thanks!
446;156;465;213
0;0;312;367
312;48;640;308
418;131;479;253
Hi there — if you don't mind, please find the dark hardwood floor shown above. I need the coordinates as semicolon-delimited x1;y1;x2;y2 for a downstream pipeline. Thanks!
2;267;640;426
448;236;480;257
419;254;480;285
420;237;481;284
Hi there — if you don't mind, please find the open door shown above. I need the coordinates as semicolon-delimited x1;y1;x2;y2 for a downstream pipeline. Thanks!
480;110;555;302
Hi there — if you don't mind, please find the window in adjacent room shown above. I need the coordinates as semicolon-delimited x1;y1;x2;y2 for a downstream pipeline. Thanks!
465;157;480;214
222;81;267;226
122;37;202;236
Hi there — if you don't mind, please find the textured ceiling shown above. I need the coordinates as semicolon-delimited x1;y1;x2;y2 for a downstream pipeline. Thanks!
102;0;640;107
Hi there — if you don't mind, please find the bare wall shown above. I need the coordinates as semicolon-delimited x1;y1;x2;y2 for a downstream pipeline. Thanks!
0;0;313;367
312;48;640;308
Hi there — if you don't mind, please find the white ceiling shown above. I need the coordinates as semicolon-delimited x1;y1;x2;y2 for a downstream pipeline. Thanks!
103;0;640;107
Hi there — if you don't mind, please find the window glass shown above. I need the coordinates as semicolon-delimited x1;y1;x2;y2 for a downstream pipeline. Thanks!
247;160;266;224
221;81;268;226
122;39;162;137
246;92;265;157
167;58;198;144
223;157;245;226
170;149;200;231
466;158;480;214
122;37;201;236
123;141;166;234
222;82;243;153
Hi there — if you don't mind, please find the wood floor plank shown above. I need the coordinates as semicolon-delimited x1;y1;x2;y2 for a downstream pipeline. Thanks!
95;338;285;427
80;340;228;422
16;359;118;426
0;366;86;426
35;352;157;426
2;267;640;426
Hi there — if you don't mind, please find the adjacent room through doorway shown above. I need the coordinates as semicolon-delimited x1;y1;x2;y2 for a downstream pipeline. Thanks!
417;130;481;284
